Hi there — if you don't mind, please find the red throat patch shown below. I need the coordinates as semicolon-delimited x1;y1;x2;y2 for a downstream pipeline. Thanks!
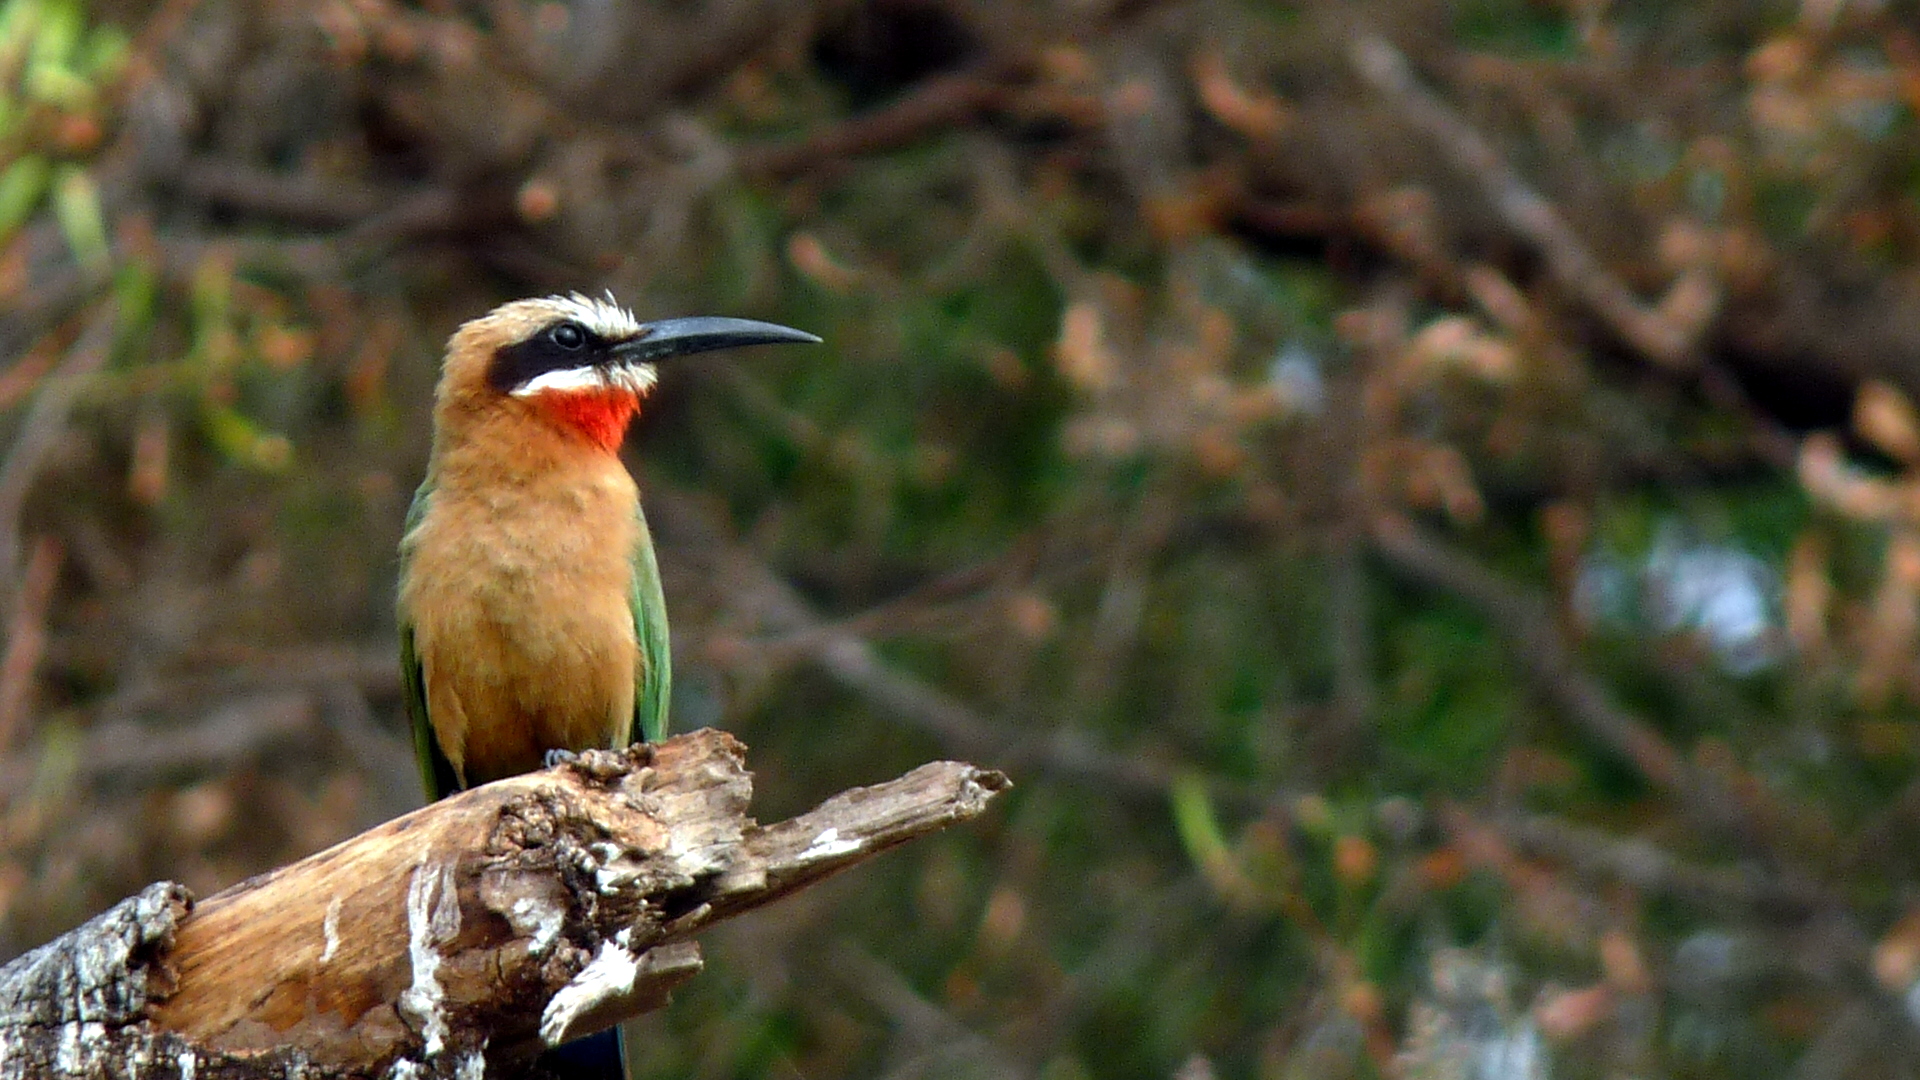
533;389;641;452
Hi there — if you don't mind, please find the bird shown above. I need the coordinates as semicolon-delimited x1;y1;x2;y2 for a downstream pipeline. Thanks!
397;293;819;1076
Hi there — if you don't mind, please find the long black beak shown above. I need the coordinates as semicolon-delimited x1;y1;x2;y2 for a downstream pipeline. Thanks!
612;317;821;362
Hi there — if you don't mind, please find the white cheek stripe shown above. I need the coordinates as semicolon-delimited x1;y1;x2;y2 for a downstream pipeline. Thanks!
511;361;657;397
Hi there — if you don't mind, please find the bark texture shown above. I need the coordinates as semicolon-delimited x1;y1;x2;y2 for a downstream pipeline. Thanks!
0;729;1009;1079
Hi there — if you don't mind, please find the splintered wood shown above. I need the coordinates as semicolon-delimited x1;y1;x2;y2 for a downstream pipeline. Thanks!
0;729;1009;1079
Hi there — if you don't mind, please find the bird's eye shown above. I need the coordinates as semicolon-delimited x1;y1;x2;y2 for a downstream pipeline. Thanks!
550;322;586;349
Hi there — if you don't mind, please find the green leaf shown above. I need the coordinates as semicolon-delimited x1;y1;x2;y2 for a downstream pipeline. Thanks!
26;58;90;106
111;258;157;349
0;0;41;74
78;23;123;79
190;255;231;334
202;404;294;473
1169;772;1233;877
51;163;108;274
0;153;48;239
27;0;77;70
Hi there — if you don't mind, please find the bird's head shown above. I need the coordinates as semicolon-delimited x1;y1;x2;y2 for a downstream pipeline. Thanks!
437;293;818;452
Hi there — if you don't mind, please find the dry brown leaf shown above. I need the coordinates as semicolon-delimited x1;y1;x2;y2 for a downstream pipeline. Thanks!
1784;533;1832;655
1535;984;1614;1041
1858;531;1920;706
1874;906;1920;992
1056;301;1118;392
1855;380;1920;463
787;232;862;294
1190;52;1293;141
1798;432;1903;520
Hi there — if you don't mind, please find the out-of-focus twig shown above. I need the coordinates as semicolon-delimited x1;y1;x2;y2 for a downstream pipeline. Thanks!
1350;36;1715;369
1446;806;1842;918
0;308;117;595
829;944;1035;1080
0;537;62;753
31;691;315;794
739;67;1023;180
1369;514;1685;783
117;0;204;95
748;560;1010;659
84;641;399;725
1368;512;1769;845
169;159;390;226
649;486;1202;803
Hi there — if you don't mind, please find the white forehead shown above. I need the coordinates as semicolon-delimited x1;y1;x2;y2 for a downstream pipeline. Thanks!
540;292;643;339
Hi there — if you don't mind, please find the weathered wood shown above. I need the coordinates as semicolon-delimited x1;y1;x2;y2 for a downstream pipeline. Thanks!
0;882;195;1079
0;729;1010;1079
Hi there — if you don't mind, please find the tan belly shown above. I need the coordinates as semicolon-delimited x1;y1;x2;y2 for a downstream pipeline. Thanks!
419;589;637;787
403;480;640;788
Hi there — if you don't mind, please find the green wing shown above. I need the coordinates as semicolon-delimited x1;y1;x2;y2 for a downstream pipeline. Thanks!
399;479;460;801
631;499;671;744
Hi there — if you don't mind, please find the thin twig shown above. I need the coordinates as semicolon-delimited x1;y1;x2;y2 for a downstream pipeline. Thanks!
84;640;399;725
1367;512;1763;844
0;537;62;752
830;944;1035;1080
648;486;1220;804
738;67;1022;180
0;307;116;595
1445;805;1841;918
169;158;390;226
1349;35;1715;368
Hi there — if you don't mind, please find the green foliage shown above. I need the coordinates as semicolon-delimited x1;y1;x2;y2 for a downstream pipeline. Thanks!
1377;607;1522;789
1451;0;1579;57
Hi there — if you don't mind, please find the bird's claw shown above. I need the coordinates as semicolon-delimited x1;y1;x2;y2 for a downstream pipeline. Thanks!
543;748;582;770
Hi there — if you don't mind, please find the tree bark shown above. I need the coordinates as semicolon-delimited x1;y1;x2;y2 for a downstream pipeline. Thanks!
0;728;1010;1079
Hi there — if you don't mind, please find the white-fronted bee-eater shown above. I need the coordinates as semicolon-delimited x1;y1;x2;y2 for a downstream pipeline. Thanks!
397;293;818;1077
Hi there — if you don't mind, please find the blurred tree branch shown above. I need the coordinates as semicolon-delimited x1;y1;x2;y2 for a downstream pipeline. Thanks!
1350;35;1720;370
740;64;1025;180
1368;512;1825;855
652;486;1247;805
0;308;118;595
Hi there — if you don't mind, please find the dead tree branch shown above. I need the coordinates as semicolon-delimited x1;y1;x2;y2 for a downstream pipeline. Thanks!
0;728;1009;1079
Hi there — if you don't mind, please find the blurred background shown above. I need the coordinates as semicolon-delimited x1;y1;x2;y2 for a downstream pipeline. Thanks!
9;0;1920;1076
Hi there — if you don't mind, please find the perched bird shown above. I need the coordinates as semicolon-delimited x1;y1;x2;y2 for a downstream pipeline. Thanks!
398;293;818;1075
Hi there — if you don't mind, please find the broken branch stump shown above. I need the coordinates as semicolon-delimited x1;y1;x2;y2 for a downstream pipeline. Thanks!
0;728;1010;1079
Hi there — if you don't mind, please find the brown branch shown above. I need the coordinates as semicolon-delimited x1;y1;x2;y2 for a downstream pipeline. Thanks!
738;66;1023;180
1349;35;1717;369
0;728;1009;1078
1369;514;1689;784
0;307;117;594
169;158;391;227
1444;805;1844;919
1367;513;1774;846
0;535;62;751
648;487;1194;803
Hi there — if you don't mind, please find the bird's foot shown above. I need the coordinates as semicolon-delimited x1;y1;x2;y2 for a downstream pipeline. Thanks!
545;746;644;783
